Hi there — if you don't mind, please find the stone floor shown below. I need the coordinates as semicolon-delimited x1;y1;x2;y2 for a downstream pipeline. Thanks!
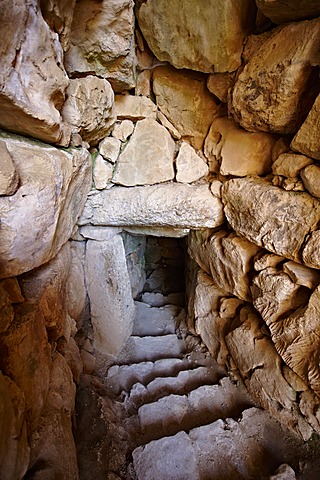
75;263;320;480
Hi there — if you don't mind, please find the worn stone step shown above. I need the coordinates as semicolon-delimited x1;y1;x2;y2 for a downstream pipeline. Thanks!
132;301;180;336
128;377;254;446
125;365;226;414
105;358;197;396
132;407;302;480
116;335;186;365
141;291;185;307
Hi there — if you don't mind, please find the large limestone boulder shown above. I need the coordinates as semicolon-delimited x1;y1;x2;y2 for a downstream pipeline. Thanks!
61;76;115;146
0;0;69;144
188;230;260;301
85;236;135;355
137;0;256;73
40;0;76;50
114;95;157;121
0;374;29;480
0;304;51;434
0;140;19;196
222;177;320;265
80;184;225;229
153;66;221;150
27;353;78;479
256;0;320;24
231;19;320;134
112;119;175;186
206;117;275;177
0;132;91;278
291;93;320;160
65;0;136;92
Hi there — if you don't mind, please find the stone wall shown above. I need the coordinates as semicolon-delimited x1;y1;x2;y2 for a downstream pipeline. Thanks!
1;1;320;478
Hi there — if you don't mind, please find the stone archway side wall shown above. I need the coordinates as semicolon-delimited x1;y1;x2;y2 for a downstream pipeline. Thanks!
1;1;320;478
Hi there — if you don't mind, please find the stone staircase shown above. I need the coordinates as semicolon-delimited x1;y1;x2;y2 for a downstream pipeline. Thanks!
103;293;320;480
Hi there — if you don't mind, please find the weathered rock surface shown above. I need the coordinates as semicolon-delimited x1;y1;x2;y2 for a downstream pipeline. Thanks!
66;241;86;325
153;66;221;150
65;0;136;92
0;304;51;434
93;154;114;190
302;231;320;269
112;120;135;142
207;72;236;103
0;373;29;480
40;0;76;50
112;119;175;186
291;93;320;160
99;137;121;163
256;0;320;24
27;353;78;479
207;117;275;176
301;164;320;198
80;184;225;229
0;132;91;278
19;243;72;342
283;261;320;290
272;153;313;178
231;19;320;134
114;95;157;121
137;0;256;73
61;76;115;146
222;177;320;265
176;142;209;183
0;0;69;144
0;140;19;196
188;230;260;301
85;237;135;355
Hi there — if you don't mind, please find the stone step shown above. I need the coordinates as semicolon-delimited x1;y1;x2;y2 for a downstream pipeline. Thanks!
127;377;254;447
132;407;300;480
116;334;186;365
125;365;226;414
132;301;180;336
141;291;185;307
105;358;197;396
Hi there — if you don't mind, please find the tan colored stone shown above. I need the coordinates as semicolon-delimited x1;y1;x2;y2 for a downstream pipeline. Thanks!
136;70;152;97
99;138;121;164
252;267;309;325
222;177;320;264
0;374;29;480
85;237;136;355
0;140;19;196
188;229;260;301
176;142;208;183
0;285;15;334
301;164;320;198
112;121;135;143
256;0;320;24
210;181;222;197
266;286;320;398
283;261;320;290
209;117;275;177
153;66;221;150
66;242;86;325
80;184;225;229
157;112;181;140
64;337;83;384
0;304;51;434
61;76;115;146
40;0;76;50
123;226;190;238
65;0;136;92
28;353;78;479
254;253;285;271
302;231;320;269
291;94;320;160
93;154;114;190
226;306;311;439
0;132;91;278
19;243;71;342
231;19;320;134
114;95;157;121
0;0;69;144
207;72;236;103
137;0;256;73
112;119;175;186
272;153;313;178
